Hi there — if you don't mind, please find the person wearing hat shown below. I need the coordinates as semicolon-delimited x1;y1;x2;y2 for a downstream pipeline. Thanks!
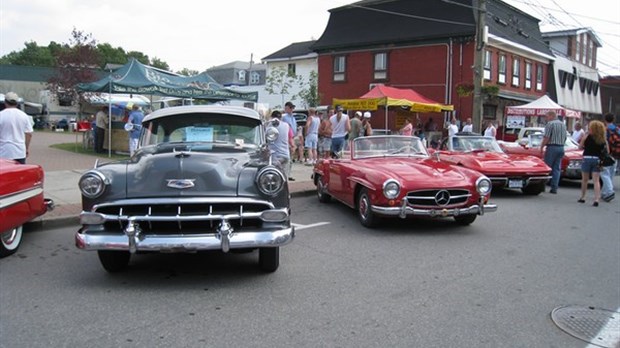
127;104;144;156
0;92;33;164
329;105;351;157
268;110;294;181
361;111;373;137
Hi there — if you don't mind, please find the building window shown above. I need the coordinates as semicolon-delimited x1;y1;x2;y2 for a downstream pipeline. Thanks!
525;62;532;89
498;55;506;84
536;65;543;91
238;70;246;82
512;57;520;87
374;52;388;80
483;105;497;120
483;50;492;80
588;40;594;67
287;63;296;76
250;71;260;85
575;35;581;63
333;55;346;82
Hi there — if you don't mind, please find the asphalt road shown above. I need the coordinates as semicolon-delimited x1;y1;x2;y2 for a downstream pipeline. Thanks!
1;186;618;347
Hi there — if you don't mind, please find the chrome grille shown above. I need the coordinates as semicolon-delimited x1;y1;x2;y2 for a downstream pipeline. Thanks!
406;189;471;207
93;198;275;235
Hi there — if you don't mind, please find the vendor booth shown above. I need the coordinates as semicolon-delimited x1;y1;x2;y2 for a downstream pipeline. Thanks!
333;84;453;143
503;95;581;141
77;58;258;156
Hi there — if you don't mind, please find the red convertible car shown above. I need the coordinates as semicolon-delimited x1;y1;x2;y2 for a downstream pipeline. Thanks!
437;134;551;195
313;135;497;227
498;132;583;180
0;159;54;257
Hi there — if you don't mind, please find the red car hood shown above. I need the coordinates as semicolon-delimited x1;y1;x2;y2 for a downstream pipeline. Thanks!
360;157;481;188
446;151;550;174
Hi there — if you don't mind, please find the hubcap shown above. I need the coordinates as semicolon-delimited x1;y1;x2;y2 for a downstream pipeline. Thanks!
359;195;369;219
1;228;18;246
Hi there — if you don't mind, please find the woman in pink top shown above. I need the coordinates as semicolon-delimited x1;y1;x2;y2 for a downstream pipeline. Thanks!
400;118;413;136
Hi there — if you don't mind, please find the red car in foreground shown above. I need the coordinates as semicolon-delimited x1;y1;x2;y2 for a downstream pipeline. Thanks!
437;134;551;195
0;159;54;257
313;135;497;227
498;132;583;180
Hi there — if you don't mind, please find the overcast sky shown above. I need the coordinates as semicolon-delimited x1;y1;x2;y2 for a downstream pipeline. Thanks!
1;0;618;76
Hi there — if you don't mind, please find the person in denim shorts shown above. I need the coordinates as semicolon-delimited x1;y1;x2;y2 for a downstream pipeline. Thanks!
578;120;607;206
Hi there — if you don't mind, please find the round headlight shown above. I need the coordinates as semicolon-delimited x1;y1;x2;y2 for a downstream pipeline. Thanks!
382;179;401;199
256;167;285;196
265;126;279;143
476;177;492;195
79;171;107;199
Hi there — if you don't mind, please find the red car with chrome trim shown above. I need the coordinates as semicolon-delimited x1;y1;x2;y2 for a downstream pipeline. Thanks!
0;159;54;257
436;133;552;195
313;135;497;227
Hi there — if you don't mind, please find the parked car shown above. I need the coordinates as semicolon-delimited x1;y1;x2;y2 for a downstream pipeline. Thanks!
499;132;583;180
437;133;551;195
0;159;54;257
75;105;294;273
55;118;69;131
313;135;497;227
293;113;307;128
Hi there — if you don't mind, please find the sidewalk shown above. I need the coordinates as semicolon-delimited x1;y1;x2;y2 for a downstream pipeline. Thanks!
26;131;317;229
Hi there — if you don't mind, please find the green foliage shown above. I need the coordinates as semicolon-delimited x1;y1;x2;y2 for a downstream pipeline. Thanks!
97;43;127;66
0;41;60;67
265;66;301;108
150;57;170;71
177;68;200;76
297;70;321;108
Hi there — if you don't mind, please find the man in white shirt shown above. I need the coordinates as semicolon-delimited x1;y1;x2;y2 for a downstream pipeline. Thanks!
462;118;473;133
0;92;33;164
447;117;459;138
571;122;584;143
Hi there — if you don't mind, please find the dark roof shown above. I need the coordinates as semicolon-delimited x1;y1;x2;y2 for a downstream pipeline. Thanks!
262;40;317;61
0;64;108;82
312;0;552;57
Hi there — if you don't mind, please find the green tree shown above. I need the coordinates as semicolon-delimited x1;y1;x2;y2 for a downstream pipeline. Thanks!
126;51;150;65
177;68;200;76
0;41;58;67
265;66;300;108
97;43;127;66
296;70;321;108
150;57;170;71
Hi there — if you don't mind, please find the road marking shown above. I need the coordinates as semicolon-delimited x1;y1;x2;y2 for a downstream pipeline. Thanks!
292;222;330;231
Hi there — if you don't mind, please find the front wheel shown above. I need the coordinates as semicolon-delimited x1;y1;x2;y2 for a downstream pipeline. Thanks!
521;182;545;195
454;214;477;226
97;250;130;272
357;188;379;228
0;225;23;258
259;247;279;272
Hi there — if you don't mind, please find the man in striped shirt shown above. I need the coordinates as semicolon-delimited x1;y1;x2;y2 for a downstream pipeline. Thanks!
540;111;567;194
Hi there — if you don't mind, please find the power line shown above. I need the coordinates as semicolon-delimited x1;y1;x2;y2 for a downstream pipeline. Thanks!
508;0;620;25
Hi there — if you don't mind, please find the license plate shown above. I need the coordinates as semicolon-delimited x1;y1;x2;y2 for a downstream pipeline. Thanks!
508;179;524;188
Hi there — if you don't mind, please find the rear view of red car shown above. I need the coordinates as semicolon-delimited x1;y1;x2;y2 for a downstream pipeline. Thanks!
0;159;54;257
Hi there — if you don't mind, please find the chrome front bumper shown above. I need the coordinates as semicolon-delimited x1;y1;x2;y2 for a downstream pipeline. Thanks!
76;226;294;253
488;176;551;187
371;199;497;218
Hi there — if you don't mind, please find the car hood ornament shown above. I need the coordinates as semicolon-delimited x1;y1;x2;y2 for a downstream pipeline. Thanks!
166;179;196;189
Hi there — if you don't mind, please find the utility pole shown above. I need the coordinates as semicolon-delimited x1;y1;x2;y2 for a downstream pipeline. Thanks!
472;0;487;133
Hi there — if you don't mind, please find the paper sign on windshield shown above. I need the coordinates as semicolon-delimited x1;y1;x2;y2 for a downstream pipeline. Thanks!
185;127;213;142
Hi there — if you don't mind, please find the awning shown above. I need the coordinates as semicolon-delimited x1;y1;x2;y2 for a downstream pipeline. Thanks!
505;95;581;118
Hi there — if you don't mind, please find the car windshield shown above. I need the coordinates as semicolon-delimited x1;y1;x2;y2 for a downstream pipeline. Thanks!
139;112;262;152
352;135;428;159
452;136;503;153
526;133;579;149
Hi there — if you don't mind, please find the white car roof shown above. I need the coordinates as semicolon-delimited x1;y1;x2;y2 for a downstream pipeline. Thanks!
143;105;260;123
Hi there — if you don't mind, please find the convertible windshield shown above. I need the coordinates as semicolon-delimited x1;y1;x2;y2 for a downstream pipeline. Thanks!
451;136;503;153
352;136;428;159
139;113;262;151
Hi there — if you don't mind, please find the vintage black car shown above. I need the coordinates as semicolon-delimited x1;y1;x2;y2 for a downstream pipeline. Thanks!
75;105;294;273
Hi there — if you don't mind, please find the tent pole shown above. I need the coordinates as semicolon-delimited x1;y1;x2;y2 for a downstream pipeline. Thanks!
384;99;388;133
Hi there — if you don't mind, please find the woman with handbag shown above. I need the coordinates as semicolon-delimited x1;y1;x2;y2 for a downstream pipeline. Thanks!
578;121;608;206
